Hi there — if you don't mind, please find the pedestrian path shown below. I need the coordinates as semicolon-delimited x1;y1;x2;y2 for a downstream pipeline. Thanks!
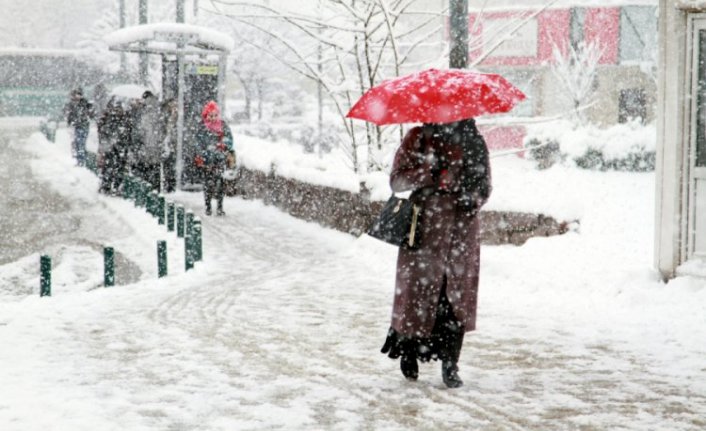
0;126;704;430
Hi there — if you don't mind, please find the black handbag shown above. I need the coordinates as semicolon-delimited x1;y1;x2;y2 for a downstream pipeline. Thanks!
367;195;421;248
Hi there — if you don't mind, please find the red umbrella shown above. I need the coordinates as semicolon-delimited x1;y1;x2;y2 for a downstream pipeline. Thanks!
346;68;526;125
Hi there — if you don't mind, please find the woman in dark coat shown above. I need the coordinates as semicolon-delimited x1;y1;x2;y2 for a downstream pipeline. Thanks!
380;118;491;388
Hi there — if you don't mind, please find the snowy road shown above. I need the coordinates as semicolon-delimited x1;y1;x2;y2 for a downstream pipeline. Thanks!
1;127;705;430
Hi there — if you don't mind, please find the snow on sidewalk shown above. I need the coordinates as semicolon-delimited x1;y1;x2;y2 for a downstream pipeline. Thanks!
0;128;704;430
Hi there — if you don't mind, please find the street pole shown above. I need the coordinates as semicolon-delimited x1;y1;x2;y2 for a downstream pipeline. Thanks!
317;0;323;134
176;51;185;190
176;0;186;190
119;0;126;79
449;0;469;69
139;0;149;85
193;0;199;18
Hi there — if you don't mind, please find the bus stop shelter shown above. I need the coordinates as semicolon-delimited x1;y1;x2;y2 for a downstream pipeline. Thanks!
105;23;233;191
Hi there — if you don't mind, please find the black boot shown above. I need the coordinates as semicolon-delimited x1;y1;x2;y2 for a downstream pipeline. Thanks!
400;355;418;381
205;201;212;216
441;361;463;388
216;200;225;216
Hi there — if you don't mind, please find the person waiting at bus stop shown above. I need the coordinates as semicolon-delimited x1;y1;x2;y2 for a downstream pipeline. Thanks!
63;88;94;167
194;100;235;216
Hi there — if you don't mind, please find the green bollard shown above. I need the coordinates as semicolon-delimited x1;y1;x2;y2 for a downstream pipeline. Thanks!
157;241;167;277
145;190;151;213
185;234;195;271
135;180;144;207
132;177;140;207
186;211;194;238
167;201;175;232
104;247;115;287
122;175;131;200
147;191;155;216
177;205;185;238
193;219;202;262
158;196;166;225
151;192;159;217
40;255;51;297
141;181;150;208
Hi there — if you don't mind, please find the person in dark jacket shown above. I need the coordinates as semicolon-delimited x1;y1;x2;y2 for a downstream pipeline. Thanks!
195;100;235;216
97;97;132;195
380;118;491;388
64;88;94;166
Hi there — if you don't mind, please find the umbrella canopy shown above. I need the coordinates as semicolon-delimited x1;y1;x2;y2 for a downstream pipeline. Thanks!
346;68;526;125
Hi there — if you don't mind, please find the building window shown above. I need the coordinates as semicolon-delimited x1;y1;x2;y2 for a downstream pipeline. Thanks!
618;88;646;124
619;6;658;64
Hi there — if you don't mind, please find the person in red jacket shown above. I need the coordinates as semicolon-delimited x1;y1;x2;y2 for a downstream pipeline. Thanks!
195;101;235;216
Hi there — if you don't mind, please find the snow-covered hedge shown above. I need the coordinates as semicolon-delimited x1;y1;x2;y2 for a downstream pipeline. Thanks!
524;120;656;172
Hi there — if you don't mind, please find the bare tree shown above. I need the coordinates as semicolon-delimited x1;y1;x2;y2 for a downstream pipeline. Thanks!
550;40;604;125
204;0;446;174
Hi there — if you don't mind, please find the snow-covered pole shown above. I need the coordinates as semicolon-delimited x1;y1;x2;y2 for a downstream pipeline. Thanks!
449;0;468;69
119;0;127;79
218;54;227;109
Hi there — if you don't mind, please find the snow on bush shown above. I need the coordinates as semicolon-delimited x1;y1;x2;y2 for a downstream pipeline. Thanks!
524;120;656;172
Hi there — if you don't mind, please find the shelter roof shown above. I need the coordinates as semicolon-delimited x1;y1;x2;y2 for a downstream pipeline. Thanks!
104;23;234;55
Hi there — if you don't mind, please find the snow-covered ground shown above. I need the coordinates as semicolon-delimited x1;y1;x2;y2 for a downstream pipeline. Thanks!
0;125;705;430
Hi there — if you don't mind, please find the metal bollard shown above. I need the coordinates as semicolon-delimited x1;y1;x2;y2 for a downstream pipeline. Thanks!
167;201;175;232
135;181;144;207
158;195;166;225
122;175;130;200
147;191;157;216
104;247;115;287
193;219;202;262
40;255;51;297
142;182;151;209
186;211;195;238
185;234;195;271
177;205;185;238
157;241;167;277
145;191;152;214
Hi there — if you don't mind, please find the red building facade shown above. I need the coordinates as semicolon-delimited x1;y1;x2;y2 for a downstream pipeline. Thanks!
465;4;657;151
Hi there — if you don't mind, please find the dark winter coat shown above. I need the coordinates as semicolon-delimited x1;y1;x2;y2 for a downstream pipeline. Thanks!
64;97;94;129
97;101;131;156
389;120;491;337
